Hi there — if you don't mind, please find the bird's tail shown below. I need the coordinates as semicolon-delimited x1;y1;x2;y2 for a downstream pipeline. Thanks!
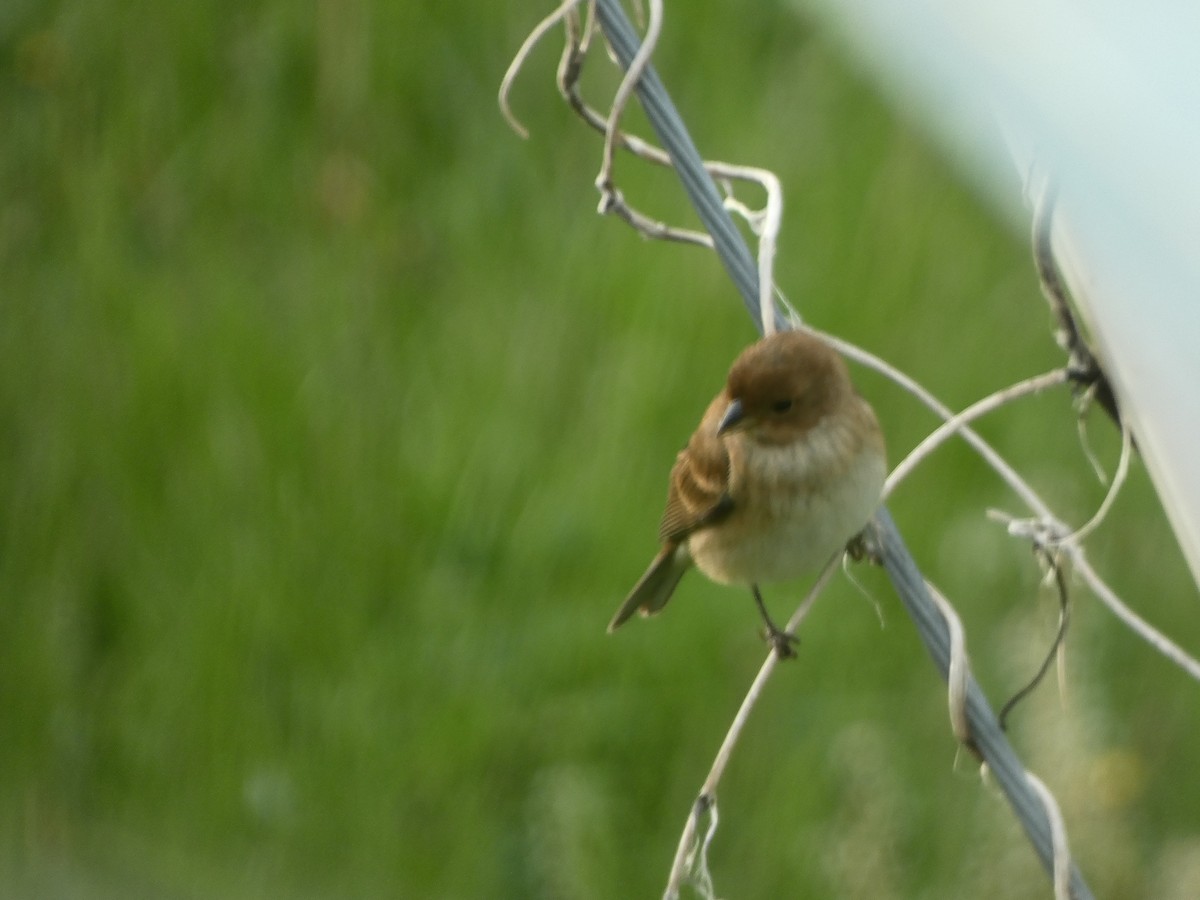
607;544;691;633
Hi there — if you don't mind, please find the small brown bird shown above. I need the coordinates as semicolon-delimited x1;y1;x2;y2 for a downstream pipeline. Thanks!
609;329;886;656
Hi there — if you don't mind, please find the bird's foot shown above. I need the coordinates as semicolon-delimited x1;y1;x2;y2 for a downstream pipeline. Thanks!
763;624;799;660
751;584;799;660
845;523;883;565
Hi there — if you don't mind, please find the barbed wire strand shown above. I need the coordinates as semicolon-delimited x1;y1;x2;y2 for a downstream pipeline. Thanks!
588;1;1093;897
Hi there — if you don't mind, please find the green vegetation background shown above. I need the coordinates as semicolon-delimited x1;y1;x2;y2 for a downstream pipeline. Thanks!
3;1;1198;897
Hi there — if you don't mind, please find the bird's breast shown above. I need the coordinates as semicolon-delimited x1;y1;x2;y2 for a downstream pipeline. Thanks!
687;410;885;586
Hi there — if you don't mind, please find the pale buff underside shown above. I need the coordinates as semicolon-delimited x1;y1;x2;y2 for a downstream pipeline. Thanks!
685;398;886;586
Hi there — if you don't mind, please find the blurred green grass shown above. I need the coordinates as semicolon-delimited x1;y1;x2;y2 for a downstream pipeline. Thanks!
2;1;1198;897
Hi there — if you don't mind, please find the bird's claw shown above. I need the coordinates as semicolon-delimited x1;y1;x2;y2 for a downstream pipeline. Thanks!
763;625;799;660
845;524;883;565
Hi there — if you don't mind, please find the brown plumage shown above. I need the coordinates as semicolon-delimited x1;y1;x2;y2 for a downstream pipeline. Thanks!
608;329;886;649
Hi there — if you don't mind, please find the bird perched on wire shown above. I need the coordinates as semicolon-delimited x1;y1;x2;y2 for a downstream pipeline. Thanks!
608;329;886;657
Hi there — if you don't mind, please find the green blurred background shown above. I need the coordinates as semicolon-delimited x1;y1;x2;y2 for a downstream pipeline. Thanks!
3;1;1198;897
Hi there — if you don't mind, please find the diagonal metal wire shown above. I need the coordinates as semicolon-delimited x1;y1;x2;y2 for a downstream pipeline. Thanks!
592;3;783;335
593;0;1093;896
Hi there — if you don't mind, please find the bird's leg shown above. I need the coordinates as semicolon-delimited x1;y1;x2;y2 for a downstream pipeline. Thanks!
751;585;798;659
845;521;882;565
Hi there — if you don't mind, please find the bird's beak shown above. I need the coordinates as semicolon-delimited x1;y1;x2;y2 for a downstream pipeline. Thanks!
717;398;746;435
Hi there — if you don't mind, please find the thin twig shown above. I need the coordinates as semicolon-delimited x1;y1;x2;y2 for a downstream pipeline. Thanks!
813;327;1200;684
1026;773;1074;900
553;22;786;317
718;165;783;336
1074;394;1111;484
999;547;1072;730
884;369;1071;499
1075;552;1200;680
1064;415;1133;545
813;329;1046;513
499;0;586;139
602;185;717;246
926;580;974;752
596;0;662;204
664;553;840;899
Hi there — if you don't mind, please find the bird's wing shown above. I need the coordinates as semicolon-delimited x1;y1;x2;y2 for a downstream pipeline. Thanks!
607;543;692;631
658;392;734;542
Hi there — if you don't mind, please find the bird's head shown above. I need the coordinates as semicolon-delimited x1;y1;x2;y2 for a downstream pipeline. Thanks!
718;330;850;446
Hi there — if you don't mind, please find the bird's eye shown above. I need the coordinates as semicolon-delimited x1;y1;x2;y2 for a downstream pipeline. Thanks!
771;398;793;414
